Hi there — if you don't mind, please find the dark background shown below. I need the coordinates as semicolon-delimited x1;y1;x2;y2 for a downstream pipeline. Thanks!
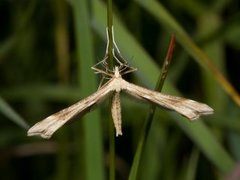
0;0;240;179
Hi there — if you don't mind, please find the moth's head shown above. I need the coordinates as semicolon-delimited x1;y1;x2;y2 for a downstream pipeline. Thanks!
112;64;138;78
113;66;121;78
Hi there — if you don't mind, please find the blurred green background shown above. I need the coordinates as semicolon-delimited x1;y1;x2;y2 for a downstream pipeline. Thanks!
0;0;240;179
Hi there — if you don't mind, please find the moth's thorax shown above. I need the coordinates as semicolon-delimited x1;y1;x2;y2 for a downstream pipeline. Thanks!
113;66;123;92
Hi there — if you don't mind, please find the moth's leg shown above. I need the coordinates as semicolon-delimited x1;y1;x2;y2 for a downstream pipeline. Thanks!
105;27;110;55
92;56;108;69
91;55;113;76
109;26;128;66
91;65;113;77
113;49;129;66
106;26;121;55
97;72;113;89
97;75;106;89
106;26;121;57
119;64;130;72
112;27;120;54
121;66;137;75
111;49;125;66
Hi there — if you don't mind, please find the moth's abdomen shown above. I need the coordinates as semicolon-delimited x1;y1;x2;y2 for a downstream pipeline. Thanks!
111;92;122;136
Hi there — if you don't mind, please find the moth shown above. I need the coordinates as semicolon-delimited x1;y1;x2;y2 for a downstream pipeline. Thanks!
28;27;213;138
27;64;214;138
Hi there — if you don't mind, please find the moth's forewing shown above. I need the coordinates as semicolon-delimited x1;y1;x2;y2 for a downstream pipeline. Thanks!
121;79;213;120
27;79;115;139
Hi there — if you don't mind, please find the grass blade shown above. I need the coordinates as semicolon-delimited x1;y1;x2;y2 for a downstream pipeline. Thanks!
0;96;29;129
72;0;105;179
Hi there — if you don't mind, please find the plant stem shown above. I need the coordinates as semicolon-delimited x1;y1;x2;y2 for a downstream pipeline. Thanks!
107;0;115;180
107;0;114;68
129;35;176;180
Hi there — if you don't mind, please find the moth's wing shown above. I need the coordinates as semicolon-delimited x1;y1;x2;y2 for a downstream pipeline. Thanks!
121;80;214;120
28;80;115;139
